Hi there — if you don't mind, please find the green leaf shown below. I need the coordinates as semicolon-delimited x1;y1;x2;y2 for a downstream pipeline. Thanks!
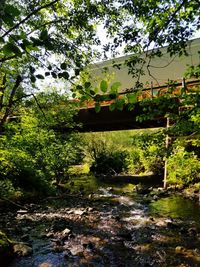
109;103;116;111
90;90;95;96
20;38;31;51
4;5;20;17
61;72;69;80
77;85;83;91
51;72;57;78
58;72;63;78
85;82;91;89
40;29;48;40
30;37;43;46
100;80;108;93
44;40;54;50
2;42;21;56
80;95;88;102
36;74;45;79
95;103;101;113
58;71;69;80
2;16;14;27
45;72;50;76
29;66;35;74
30;76;36;83
75;69;80;75
115;99;125;111
111;82;121;92
127;103;135;111
60;63;67;70
94;94;106;102
127;93;137;104
48;65;52;70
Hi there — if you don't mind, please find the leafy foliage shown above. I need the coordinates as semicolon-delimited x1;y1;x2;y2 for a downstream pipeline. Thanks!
0;0;200;194
0;0;199;130
83;129;165;176
82;132;128;175
167;146;200;185
90;150;128;175
127;131;166;175
0;92;83;197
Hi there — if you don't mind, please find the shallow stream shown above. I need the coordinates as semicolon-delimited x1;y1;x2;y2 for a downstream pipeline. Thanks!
1;175;200;267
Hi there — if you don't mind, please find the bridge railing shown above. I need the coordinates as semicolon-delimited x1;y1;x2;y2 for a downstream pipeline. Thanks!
136;78;200;100
81;78;200;109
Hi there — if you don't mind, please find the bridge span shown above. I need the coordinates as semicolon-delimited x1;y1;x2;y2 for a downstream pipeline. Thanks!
75;78;200;132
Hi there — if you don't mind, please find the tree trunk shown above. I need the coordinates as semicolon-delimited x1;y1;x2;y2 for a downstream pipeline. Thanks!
0;75;22;133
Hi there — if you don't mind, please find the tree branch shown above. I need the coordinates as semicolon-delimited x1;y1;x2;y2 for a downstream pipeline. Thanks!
31;93;48;121
27;18;69;36
0;73;6;111
1;0;59;38
0;55;17;63
0;75;22;129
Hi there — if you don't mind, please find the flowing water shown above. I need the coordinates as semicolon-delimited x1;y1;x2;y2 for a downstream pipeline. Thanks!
1;175;200;267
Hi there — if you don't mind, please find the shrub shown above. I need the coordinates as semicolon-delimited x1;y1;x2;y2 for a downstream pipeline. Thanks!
126;149;144;174
0;180;16;198
0;99;82;196
90;150;128;175
130;131;165;175
167;146;200;185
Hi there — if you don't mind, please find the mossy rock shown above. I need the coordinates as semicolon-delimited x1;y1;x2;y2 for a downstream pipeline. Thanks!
0;231;14;264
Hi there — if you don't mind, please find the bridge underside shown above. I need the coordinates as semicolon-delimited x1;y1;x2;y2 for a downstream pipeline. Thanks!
75;105;166;132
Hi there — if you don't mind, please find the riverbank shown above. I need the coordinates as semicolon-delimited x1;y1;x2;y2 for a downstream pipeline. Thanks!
94;173;200;204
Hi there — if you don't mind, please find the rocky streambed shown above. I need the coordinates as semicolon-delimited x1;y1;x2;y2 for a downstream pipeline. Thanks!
1;184;200;267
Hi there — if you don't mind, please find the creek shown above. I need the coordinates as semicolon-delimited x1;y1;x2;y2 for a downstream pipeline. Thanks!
1;175;200;267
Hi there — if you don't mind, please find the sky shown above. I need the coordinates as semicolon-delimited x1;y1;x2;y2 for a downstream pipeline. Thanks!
36;26;200;93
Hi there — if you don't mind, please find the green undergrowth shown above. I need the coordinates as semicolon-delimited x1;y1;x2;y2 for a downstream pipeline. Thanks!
81;129;200;187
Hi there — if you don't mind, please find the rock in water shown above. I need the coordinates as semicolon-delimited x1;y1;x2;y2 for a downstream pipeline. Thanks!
13;243;33;256
62;228;71;235
17;209;28;214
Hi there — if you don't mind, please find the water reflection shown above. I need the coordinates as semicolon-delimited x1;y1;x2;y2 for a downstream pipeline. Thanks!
149;195;200;221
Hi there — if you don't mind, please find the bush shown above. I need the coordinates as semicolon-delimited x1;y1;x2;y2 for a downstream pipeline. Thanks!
130;131;165;175
83;130;165;176
0;180;16;198
126;149;144;174
0;96;83;197
167;146;200;185
90;150;128;175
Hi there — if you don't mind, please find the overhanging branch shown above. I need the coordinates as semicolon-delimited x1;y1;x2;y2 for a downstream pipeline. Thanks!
1;0;59;38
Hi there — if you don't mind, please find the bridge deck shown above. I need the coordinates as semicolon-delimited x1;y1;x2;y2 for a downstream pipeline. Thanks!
75;78;200;132
77;104;166;132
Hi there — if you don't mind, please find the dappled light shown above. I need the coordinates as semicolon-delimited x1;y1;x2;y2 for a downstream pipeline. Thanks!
1;187;199;267
0;0;200;266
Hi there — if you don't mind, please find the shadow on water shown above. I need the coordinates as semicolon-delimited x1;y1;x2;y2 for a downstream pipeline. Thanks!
65;173;163;195
3;174;200;267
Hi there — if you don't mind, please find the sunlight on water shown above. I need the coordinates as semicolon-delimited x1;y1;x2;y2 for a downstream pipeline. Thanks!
149;195;200;221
